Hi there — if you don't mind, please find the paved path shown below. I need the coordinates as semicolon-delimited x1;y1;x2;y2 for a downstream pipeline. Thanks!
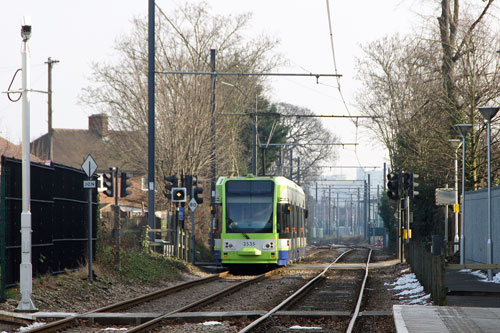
394;305;500;332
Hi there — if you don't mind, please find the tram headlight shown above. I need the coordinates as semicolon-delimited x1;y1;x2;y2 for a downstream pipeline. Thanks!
263;242;274;249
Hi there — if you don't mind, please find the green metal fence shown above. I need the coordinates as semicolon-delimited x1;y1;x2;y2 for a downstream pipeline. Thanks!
0;156;97;301
405;241;447;305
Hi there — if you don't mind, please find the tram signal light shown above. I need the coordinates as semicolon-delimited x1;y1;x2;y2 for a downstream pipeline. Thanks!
165;175;178;200
120;172;132;197
103;170;114;197
172;187;187;202
192;176;203;204
387;172;400;200
410;173;419;197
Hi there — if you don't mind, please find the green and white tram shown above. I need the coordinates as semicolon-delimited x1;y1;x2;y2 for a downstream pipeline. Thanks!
213;175;307;266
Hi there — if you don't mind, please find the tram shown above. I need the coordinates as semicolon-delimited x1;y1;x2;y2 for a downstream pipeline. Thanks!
213;174;307;266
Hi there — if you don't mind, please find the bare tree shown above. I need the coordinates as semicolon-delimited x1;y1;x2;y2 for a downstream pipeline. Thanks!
274;103;339;181
356;2;500;188
355;34;451;180
81;2;281;243
438;0;494;123
81;2;280;194
354;1;500;238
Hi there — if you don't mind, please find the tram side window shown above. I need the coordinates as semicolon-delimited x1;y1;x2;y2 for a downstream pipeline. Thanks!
298;207;303;235
277;204;281;233
278;203;290;234
285;204;290;233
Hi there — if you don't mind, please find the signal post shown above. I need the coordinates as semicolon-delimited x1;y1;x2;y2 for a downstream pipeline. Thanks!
164;173;203;262
387;171;419;263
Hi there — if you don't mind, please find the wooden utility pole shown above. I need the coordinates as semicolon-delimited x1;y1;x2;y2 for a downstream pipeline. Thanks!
45;57;59;160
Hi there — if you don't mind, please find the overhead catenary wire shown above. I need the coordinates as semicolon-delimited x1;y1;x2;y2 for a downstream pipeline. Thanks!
157;70;342;78
325;0;366;170
221;112;378;119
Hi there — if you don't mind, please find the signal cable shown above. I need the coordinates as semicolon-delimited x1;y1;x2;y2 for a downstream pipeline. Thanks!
7;69;22;102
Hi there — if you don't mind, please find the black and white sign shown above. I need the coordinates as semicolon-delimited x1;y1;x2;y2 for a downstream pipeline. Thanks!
81;154;98;178
83;180;96;188
188;198;198;212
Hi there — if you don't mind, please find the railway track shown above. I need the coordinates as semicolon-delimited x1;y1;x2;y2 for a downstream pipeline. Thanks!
23;245;397;332
24;270;267;332
236;247;375;332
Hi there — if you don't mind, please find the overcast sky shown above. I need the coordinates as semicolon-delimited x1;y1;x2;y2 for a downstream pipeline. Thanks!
0;0;435;179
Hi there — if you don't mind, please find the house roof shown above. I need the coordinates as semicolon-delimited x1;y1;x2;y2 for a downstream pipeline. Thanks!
0;136;42;162
31;129;122;171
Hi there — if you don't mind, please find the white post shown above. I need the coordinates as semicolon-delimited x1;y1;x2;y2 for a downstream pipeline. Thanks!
455;124;472;266
17;16;37;312
460;134;466;266
478;107;499;281
487;118;493;280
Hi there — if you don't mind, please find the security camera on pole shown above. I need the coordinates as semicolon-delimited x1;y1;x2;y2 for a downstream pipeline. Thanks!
17;16;37;312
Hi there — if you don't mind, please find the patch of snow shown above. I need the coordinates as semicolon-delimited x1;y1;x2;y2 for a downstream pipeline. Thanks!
460;269;500;284
385;273;417;287
202;321;222;326
18;322;46;332
406;294;431;305
470;270;487;279
396;285;424;296
392;281;421;291
387;270;431;305
101;328;127;331
289;325;323;330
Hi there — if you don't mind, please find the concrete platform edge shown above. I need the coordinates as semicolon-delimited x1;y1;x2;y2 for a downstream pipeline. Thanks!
392;305;408;333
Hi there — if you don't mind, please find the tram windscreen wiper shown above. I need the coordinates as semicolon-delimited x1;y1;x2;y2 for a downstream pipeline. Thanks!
228;219;250;239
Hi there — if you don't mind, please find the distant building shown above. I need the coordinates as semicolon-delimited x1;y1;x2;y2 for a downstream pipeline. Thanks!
30;114;147;215
357;168;385;194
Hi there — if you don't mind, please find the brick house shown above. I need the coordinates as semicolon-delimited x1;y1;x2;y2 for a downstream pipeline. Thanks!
30;114;148;215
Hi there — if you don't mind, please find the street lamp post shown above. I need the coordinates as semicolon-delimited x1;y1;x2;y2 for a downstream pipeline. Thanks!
478;106;499;281
455;124;472;266
17;17;37;312
449;139;462;253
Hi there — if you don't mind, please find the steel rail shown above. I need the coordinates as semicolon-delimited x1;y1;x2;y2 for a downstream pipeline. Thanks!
346;248;372;332
126;271;274;332
239;248;353;333
24;272;228;333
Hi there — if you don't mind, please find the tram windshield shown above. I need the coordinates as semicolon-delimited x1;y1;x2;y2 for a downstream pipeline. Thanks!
225;180;274;233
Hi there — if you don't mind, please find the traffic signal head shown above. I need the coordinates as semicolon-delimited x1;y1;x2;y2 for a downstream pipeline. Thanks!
103;170;114;197
387;172;400;200
193;175;203;204
120;172;132;197
172;187;187;202
410;173;419;197
403;173;411;190
184;175;193;198
164;175;178;199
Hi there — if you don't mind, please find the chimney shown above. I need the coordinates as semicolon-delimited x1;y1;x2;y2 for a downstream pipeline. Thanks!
88;114;108;137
